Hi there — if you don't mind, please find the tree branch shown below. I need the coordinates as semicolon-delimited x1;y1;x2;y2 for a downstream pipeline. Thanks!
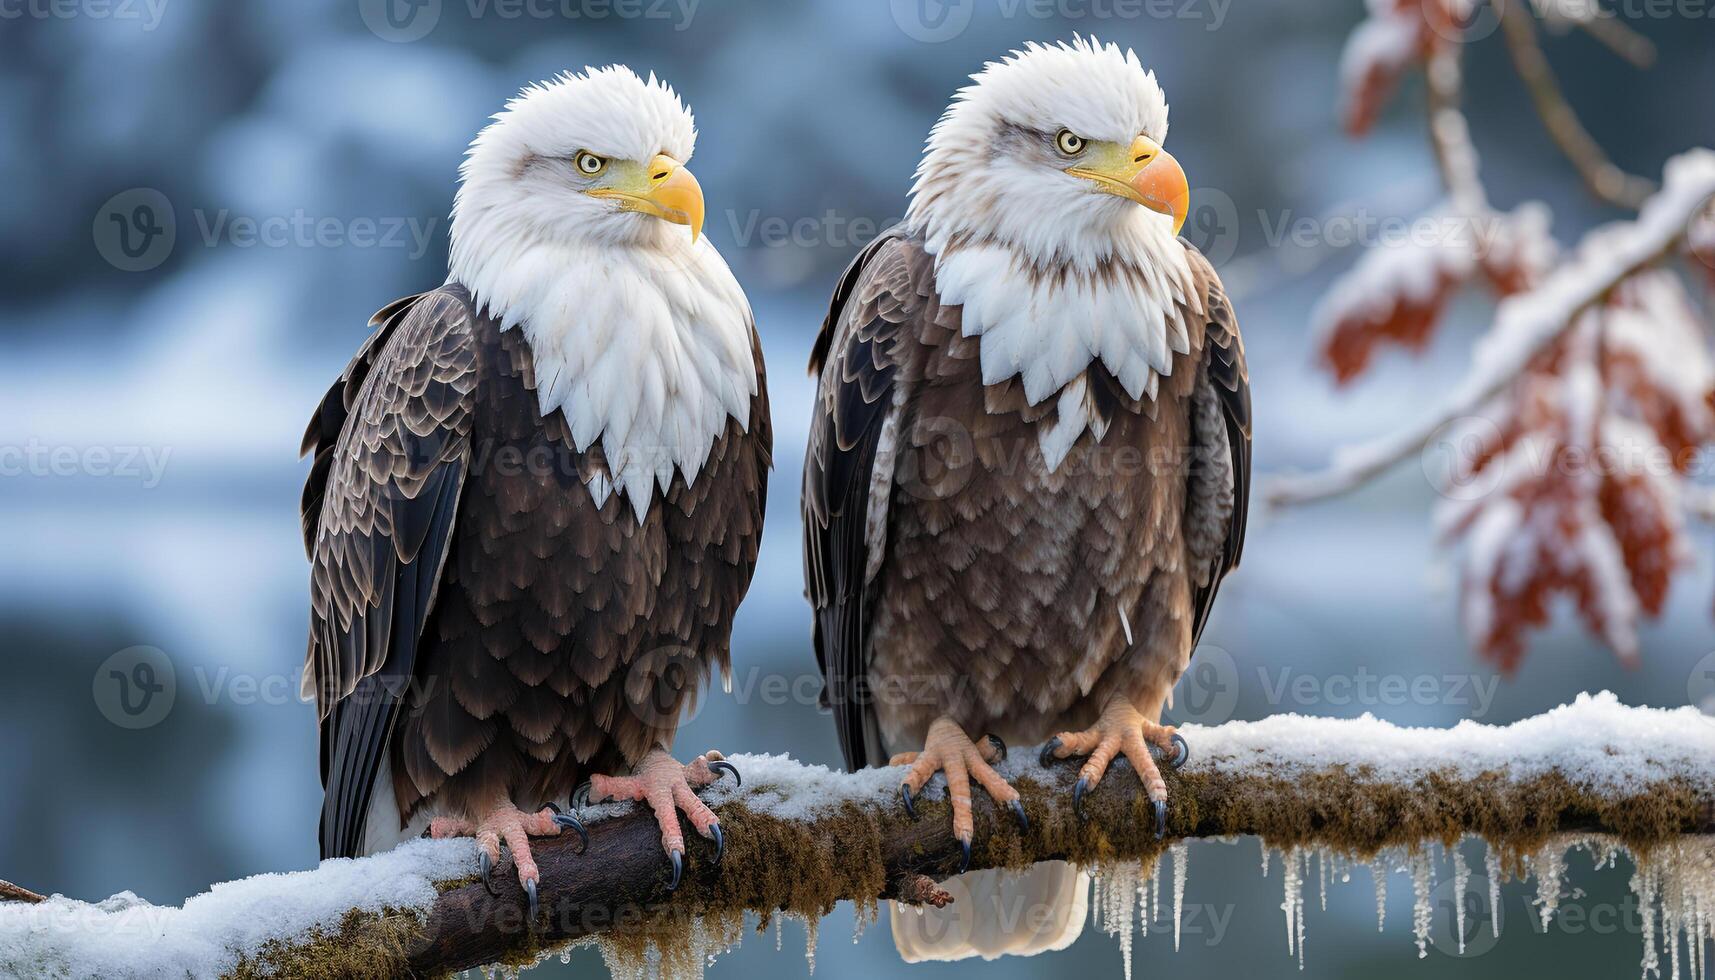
1499;0;1656;210
1575;14;1657;70
0;881;43;905
1268;149;1715;508
6;698;1710;979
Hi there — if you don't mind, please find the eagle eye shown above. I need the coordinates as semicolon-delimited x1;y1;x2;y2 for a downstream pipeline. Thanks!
1054;129;1086;156
574;151;608;177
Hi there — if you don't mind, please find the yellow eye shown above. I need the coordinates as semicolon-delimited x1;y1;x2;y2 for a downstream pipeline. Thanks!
1054;129;1086;156
574;151;607;176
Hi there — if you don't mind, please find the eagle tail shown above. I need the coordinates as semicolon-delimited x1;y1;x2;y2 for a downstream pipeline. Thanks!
889;861;1089;962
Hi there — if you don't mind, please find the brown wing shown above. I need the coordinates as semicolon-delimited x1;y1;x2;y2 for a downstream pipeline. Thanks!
1183;244;1251;646
301;287;478;858
804;227;928;772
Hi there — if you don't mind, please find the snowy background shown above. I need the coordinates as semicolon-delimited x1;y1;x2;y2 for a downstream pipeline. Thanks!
1;0;1712;977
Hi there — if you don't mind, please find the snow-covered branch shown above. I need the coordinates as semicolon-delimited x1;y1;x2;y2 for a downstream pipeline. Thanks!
1270;148;1715;510
4;695;1711;979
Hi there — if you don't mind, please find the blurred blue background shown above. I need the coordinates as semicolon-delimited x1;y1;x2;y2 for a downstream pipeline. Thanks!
2;0;1712;976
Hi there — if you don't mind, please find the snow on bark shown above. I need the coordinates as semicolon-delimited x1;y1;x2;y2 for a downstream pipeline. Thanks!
5;697;1711;978
0;837;475;980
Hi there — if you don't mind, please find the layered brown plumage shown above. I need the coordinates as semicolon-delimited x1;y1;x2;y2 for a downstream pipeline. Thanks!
304;283;770;859
803;229;1248;770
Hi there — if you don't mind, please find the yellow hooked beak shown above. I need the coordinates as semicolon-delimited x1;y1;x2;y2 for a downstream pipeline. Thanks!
1066;135;1190;236
588;153;706;243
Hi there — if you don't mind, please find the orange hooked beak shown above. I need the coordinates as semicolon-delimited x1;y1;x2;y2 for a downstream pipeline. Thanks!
1067;135;1190;236
587;153;706;243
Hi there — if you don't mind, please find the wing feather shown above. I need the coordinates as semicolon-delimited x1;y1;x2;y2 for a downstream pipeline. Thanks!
302;287;478;858
803;228;923;772
1183;245;1251;646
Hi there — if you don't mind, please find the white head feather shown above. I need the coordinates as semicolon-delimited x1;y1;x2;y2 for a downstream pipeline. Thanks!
447;67;757;521
905;38;1198;454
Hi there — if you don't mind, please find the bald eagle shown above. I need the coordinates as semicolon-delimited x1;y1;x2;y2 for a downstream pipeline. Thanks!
803;39;1249;961
302;67;769;914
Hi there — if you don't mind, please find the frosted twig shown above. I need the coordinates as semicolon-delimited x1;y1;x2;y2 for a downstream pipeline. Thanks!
1268;150;1715;508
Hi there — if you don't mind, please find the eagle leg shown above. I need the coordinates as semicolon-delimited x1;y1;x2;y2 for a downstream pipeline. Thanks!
581;748;731;892
894;717;1027;872
428;801;565;911
1041;695;1179;838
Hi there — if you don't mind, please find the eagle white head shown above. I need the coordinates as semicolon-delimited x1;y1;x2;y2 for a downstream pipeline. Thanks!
446;67;757;521
451;66;703;254
905;38;1200;411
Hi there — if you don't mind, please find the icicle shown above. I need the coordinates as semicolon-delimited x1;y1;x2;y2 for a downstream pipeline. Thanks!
1281;846;1298;959
1372;859;1388;932
1410;848;1435;959
1297;851;1308;970
1261;839;1272;878
1151;856;1162;929
1485;844;1503;939
1319;847;1330;912
1172;843;1190;952
1139;861;1152;938
803;915;819;976
1095;863;1141;980
1452;844;1471;956
1533;842;1568;929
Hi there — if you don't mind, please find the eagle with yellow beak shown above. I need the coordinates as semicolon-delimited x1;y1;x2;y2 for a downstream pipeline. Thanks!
803;39;1249;960
302;67;769;916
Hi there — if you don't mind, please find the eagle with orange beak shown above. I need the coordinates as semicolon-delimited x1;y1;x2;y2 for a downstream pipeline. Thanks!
303;67;769;916
803;39;1248;960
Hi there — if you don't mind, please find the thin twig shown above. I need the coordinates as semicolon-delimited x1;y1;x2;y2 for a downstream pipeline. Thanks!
1499;1;1656;210
0;881;44;905
1424;44;1488;216
1269;152;1715;508
1576;15;1657;70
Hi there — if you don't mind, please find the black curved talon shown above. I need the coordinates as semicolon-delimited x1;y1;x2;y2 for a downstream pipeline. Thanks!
1038;737;1063;769
479;850;499;895
1009;799;1030;833
900;782;918;820
957;837;972;874
1072;777;1090;821
551;810;590;854
984;734;1008;762
1153;799;1168;840
1167;733;1190;770
708;823;725;864
524;878;539;923
572;781;592;812
667;849;684;892
708;760;742;788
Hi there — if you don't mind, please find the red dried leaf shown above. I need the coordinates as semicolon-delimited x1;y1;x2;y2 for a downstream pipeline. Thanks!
1598;465;1682;619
